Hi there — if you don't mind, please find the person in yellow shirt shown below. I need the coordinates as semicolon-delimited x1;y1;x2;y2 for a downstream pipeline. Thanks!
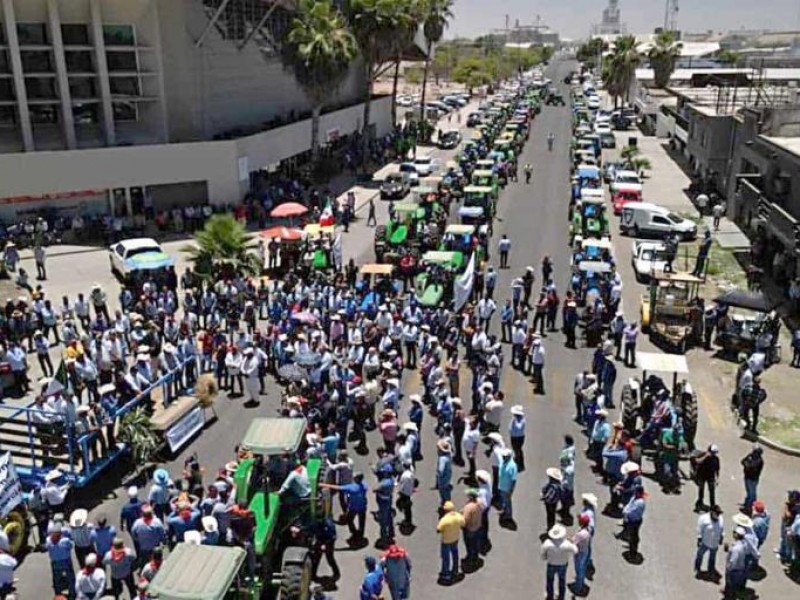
436;501;465;584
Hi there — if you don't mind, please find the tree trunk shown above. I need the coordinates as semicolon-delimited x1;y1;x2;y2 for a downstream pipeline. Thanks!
390;59;400;125
417;40;432;155
310;104;322;168
361;62;373;168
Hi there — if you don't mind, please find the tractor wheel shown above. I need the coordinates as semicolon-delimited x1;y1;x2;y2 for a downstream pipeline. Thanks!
278;548;312;600
683;392;699;452
621;384;638;433
3;510;28;556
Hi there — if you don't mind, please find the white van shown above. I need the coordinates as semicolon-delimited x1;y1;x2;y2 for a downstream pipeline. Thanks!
620;202;697;240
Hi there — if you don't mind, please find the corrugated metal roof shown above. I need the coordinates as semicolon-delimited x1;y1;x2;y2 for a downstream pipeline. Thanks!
149;544;246;600
240;417;306;455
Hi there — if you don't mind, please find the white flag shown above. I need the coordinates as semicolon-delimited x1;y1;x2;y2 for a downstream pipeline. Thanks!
454;252;476;312
332;232;343;271
0;452;24;518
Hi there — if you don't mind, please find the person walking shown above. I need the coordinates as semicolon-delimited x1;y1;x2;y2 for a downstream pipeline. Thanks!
524;163;532;184
359;556;384;600
321;472;368;544
497;449;518;524
619;485;646;559
34;243;47;280
46;523;75;598
712;202;725;231
693;229;713;277
104;537;137;599
695;505;724;579
740;443;764;513
541;468;563;531
75;553;105;600
498;235;511;269
381;543;411;600
694;444;721;512
541;524;577;600
436;501;465;584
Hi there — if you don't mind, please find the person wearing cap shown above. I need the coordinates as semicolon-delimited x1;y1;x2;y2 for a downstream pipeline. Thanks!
693;443;721;512
240;346;260;406
498;448;518;523
46;522;75;597
75;552;105;600
619;485;647;558
461;488;483;567
380;543;411;600
695;505;724;577
541;524;577;600
723;527;750;597
103;537;136;599
750;501;770;549
119;486;143;535
436;501;465;583
741;443;764;512
571;513;593;595
541;468;563;531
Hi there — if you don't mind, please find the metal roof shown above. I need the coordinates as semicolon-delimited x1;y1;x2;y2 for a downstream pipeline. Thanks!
149;544;246;600
240;418;307;456
636;352;689;374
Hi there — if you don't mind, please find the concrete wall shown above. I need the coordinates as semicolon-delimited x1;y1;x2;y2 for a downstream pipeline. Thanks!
0;95;392;211
686;106;736;194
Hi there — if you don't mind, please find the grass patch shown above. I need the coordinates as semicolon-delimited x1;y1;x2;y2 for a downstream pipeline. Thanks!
705;243;747;289
679;211;703;226
758;415;800;449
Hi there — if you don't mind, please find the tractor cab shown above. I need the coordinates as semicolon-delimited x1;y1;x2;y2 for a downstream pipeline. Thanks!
571;236;614;266
460;186;495;225
470;170;499;199
414;250;465;307
641;271;704;354
571;196;609;245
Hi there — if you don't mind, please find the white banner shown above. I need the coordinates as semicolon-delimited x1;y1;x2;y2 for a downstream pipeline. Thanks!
454;252;476;312
332;232;343;271
0;452;23;518
165;407;205;453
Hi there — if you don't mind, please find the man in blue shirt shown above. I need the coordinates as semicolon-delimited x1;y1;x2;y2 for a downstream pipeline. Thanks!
321;472;368;543
46;524;75;597
498;449;519;523
375;470;395;545
619;485;647;558
360;555;384;600
120;486;143;535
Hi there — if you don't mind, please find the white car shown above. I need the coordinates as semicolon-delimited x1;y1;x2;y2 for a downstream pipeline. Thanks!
631;240;669;282
611;170;643;193
412;156;440;176
594;122;612;135
109;238;174;280
398;162;420;186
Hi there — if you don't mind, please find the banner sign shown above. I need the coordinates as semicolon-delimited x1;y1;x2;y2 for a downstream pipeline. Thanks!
0;452;23;518
165;407;205;453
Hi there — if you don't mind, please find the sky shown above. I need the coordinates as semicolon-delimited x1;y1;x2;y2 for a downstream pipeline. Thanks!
448;0;800;40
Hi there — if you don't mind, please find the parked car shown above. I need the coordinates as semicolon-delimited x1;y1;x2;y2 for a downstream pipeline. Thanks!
438;130;462;150
467;112;483;127
610;170;642;194
620;202;697;240
380;172;410;199
612;185;643;214
412;155;440;176
600;132;617;149
109;238;174;280
631;240;669;282
399;162;420;186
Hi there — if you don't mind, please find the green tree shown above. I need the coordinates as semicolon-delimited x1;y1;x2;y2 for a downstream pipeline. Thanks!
418;0;454;143
620;143;641;166
282;0;357;165
603;35;641;106
716;49;741;66
388;0;425;125
648;31;682;88
452;56;491;92
182;214;260;280
577;38;607;68
345;0;408;155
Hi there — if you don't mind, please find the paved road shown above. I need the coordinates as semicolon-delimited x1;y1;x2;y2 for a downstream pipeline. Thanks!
14;61;800;599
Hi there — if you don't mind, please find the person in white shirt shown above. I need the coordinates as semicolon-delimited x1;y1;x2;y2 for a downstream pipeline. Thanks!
396;460;415;527
225;346;243;396
462;416;481;481
529;337;546;394
541;524;577;600
694;505;724;575
483;396;504;432
75;553;105;600
477;297;497;329
240;348;260;406
0;547;17;594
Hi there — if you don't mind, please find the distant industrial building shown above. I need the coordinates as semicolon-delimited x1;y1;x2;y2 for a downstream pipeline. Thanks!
593;0;625;36
491;15;560;48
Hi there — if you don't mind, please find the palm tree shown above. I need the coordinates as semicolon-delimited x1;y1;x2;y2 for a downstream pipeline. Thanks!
182;214;260;280
648;31;682;88
282;0;357;166
418;0;454;143
345;0;408;157
602;35;641;107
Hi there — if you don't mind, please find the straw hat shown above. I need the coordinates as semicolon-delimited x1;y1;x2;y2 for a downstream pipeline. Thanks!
99;383;116;395
202;516;218;533
582;493;598;507
621;461;640;475
510;404;524;416
475;470;491;483
549;524;567;540
733;513;753;528
45;469;63;482
70;509;89;528
487;432;504;444
184;530;202;545
546;467;563;482
402;422;418;432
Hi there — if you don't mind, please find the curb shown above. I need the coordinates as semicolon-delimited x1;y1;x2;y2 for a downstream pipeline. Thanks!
19;246;106;261
748;431;800;458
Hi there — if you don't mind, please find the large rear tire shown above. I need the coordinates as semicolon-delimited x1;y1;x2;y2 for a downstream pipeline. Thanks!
3;510;28;556
278;548;312;600
683;392;699;452
621;384;637;433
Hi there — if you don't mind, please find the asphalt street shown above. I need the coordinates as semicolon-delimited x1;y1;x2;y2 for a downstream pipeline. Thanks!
13;60;800;599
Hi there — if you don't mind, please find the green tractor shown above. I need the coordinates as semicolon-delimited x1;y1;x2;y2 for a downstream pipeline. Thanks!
414;250;465;307
233;418;328;599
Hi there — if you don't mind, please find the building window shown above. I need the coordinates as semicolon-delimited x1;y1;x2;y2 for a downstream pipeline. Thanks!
21;50;53;73
0;106;16;126
0;24;5;44
103;25;135;46
25;77;56;99
0;79;13;101
17;23;48;46
73;103;99;125
61;24;89;46
30;105;59;124
65;51;94;72
69;78;97;99
113;101;137;122
106;51;137;72
0;51;9;73
110;76;140;96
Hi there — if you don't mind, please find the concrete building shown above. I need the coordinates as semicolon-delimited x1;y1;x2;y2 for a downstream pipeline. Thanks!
0;0;392;220
593;0;624;36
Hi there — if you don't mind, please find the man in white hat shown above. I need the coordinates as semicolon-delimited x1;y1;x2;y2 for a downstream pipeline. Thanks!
498;448;519;523
530;336;546;394
240;347;260;406
540;524;577;600
202;516;220;545
75;552;105;600
541;468;563;531
509;405;526;471
70;509;96;567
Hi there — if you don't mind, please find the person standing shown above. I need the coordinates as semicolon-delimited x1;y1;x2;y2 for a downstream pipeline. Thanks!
34;243;47;280
541;468;563;531
694;444;721;512
571;514;592;596
541;524;577;600
381;544;411;600
740;443;764;513
694;505;724;578
396;461;415;528
75;553;105;600
623;321;638;367
436;501;465;584
497;449;518;524
619;485;646;558
461;489;483;568
47;523;75;598
359;556;384;600
498;235;511;269
508;405;526;472
712;201;725;231
723;527;749;597
531;338;546;394
104;537;137;599
693;229;713;277
130;505;167;568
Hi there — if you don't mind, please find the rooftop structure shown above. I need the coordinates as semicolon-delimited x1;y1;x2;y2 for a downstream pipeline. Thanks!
594;0;624;36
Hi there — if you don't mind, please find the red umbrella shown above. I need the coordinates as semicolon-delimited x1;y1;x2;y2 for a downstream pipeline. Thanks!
259;226;302;241
270;202;308;218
